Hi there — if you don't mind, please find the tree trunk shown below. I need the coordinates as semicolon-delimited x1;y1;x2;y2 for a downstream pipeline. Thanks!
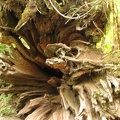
0;0;120;120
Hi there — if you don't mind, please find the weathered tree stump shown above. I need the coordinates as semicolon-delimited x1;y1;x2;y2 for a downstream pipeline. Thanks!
0;0;120;120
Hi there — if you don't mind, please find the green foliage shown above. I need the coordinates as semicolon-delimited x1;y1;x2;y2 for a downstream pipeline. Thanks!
0;43;11;54
0;34;12;57
0;93;15;116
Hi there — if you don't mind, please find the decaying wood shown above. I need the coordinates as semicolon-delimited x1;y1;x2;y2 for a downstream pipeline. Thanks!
0;0;120;120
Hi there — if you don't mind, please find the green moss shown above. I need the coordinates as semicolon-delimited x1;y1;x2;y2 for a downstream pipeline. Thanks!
96;0;120;53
